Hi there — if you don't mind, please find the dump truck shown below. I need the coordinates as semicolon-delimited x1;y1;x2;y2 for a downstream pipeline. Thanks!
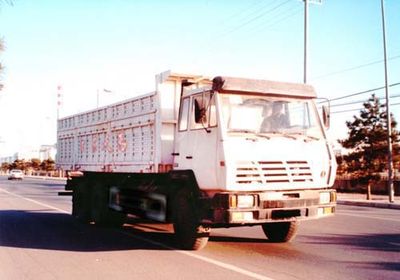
57;70;337;250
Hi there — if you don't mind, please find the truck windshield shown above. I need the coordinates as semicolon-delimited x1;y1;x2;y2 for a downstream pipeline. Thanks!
219;93;324;140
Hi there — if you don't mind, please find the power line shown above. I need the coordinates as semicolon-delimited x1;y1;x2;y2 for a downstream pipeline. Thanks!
219;0;292;38
194;0;295;63
311;54;400;80
217;1;277;26
247;5;302;35
331;102;400;114
330;93;400;108
328;82;400;102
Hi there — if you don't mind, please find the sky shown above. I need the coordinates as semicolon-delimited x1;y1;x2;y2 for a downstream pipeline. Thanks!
0;0;399;157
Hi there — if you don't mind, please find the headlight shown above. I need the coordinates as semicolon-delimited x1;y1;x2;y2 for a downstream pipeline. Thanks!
319;192;331;204
229;194;257;208
238;195;255;208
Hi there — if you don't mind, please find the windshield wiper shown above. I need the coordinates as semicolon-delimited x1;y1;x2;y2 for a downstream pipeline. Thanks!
255;133;271;139
264;131;297;140
229;129;271;140
228;129;257;134
303;135;321;141
287;132;321;142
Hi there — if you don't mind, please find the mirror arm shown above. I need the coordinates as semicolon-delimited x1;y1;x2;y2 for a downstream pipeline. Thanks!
316;98;331;129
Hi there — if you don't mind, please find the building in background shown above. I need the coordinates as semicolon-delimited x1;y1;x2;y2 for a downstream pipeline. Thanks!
39;145;57;161
0;144;56;163
0;154;17;164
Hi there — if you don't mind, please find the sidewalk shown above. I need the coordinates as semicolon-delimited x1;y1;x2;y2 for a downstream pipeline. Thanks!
0;174;66;181
337;192;400;210
25;175;67;181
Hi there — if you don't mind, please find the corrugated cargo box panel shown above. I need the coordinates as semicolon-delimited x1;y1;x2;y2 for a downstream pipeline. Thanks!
57;91;159;173
56;71;185;173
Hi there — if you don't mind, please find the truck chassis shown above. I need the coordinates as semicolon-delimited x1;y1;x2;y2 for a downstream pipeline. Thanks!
66;171;336;250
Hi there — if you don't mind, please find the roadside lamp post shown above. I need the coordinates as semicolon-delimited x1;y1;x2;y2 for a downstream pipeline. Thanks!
57;85;62;120
380;0;395;203
97;88;113;108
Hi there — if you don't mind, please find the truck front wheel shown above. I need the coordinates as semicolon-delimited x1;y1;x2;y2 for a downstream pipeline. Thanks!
261;221;298;242
173;190;210;250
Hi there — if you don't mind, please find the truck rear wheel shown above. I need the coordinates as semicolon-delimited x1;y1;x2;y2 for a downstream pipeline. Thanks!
91;183;126;227
261;221;298;242
173;190;210;250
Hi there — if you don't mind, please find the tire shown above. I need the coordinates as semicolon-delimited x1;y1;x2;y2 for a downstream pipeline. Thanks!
72;181;91;223
91;183;126;228
261;221;298;242
173;190;210;250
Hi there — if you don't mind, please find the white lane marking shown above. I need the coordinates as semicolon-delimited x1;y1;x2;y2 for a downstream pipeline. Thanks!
0;188;70;214
119;231;275;280
0;187;275;280
337;212;400;223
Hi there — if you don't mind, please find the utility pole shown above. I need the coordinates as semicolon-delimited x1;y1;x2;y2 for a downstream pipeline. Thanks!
380;0;394;203
303;0;309;84
303;0;322;84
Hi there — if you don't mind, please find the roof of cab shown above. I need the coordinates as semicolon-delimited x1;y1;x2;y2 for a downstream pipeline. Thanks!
159;70;317;98
214;76;316;98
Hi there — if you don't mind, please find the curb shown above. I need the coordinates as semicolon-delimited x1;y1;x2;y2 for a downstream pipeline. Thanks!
337;200;400;210
26;176;67;181
1;175;67;182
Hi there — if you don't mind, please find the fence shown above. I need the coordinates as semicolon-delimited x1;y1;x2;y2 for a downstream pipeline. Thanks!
334;176;400;195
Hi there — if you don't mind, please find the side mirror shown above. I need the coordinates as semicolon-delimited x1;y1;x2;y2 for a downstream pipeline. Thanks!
194;99;207;123
322;105;330;129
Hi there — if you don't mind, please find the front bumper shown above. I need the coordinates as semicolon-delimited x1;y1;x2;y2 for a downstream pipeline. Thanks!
204;189;336;226
8;175;24;180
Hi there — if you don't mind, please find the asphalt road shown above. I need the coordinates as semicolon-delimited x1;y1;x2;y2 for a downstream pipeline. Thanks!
0;177;399;280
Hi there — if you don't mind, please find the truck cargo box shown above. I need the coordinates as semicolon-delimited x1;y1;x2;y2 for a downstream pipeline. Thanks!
56;71;208;173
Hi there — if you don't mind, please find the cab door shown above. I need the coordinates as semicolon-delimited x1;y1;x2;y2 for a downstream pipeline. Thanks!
173;92;218;189
173;96;193;170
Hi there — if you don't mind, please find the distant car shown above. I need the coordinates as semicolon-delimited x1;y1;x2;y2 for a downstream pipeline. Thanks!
8;169;24;180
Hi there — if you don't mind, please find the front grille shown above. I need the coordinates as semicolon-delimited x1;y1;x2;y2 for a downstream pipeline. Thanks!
235;161;313;186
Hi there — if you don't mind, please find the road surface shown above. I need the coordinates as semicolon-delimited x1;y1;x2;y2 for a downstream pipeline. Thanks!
0;177;399;280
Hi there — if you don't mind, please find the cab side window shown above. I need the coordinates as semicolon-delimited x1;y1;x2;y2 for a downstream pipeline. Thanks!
209;93;217;127
191;95;207;129
190;92;217;130
178;97;190;131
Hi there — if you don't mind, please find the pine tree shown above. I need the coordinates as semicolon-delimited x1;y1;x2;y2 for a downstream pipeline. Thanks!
339;94;399;198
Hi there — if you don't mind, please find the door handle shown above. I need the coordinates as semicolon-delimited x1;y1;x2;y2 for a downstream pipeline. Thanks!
186;156;193;159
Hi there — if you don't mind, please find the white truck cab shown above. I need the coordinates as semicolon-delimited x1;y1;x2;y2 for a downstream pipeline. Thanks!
174;76;336;193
